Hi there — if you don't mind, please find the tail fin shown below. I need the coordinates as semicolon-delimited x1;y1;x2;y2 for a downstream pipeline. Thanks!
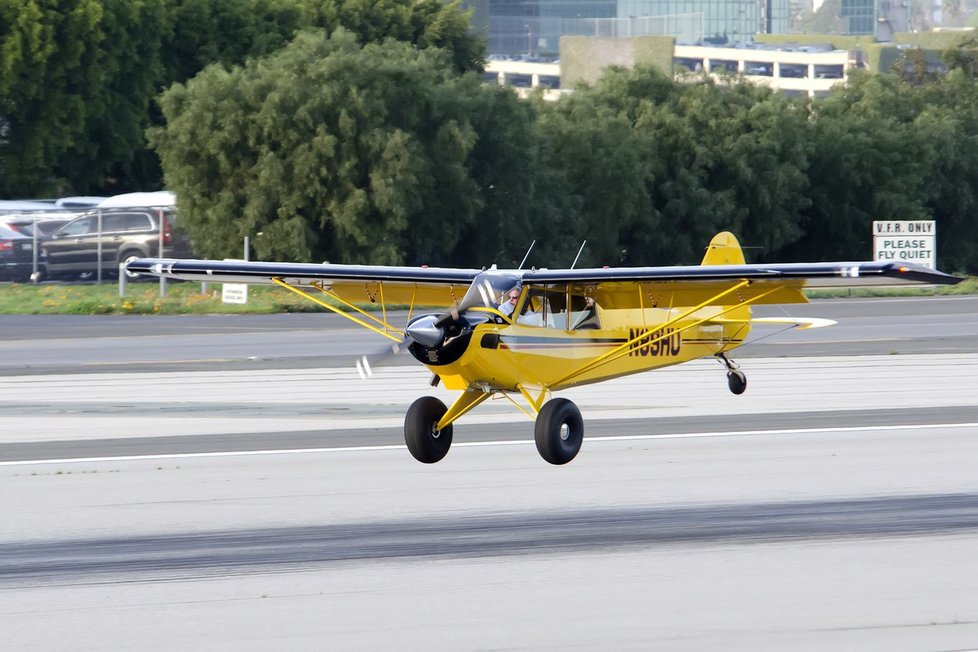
702;232;749;338
701;231;745;266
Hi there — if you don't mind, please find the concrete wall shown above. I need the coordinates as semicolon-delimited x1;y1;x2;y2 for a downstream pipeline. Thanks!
559;34;675;87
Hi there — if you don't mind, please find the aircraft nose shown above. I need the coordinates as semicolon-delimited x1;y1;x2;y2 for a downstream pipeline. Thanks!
406;314;445;348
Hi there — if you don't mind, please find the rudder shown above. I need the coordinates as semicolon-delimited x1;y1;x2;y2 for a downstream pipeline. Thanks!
701;231;745;266
702;232;750;339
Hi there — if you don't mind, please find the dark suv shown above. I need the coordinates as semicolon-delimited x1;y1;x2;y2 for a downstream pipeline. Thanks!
42;208;192;279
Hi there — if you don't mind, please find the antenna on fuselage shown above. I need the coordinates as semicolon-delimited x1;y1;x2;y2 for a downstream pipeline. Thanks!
570;240;587;269
517;240;536;270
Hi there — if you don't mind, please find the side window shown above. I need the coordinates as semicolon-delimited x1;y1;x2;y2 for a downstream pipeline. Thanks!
101;213;130;232
59;217;94;237
569;294;600;330
123;213;153;232
516;289;600;330
517;288;566;328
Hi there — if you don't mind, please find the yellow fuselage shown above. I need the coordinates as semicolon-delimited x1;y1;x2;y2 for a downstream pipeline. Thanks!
430;307;750;392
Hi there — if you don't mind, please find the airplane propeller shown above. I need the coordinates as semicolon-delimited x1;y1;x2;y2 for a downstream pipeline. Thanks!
354;269;522;380
355;337;411;379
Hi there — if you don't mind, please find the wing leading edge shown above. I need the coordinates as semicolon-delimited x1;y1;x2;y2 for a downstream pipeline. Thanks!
128;257;959;310
523;260;960;287
127;258;486;308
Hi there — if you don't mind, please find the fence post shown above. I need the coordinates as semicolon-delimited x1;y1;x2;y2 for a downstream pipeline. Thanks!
96;209;103;284
158;208;167;298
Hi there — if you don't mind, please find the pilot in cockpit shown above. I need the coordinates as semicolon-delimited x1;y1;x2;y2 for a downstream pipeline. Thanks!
498;287;520;317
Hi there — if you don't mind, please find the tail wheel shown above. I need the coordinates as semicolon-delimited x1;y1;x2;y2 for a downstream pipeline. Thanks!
727;370;747;395
404;396;453;463
534;398;583;465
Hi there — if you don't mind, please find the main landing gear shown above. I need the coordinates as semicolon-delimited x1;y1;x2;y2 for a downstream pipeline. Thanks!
717;353;747;395
404;396;453;463
534;398;583;465
404;395;585;465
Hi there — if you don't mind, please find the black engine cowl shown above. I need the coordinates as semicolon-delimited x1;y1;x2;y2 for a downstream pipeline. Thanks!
406;313;490;366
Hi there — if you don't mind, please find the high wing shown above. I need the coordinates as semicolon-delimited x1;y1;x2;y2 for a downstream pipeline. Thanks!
126;258;486;308
521;260;961;308
128;257;960;311
524;260;955;286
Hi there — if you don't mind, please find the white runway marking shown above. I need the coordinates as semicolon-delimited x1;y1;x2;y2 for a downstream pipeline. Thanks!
2;421;974;467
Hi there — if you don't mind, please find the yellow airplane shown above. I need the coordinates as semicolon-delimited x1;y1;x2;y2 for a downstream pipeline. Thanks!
128;232;961;465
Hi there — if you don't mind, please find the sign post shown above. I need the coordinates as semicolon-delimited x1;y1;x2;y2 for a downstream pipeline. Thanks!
872;220;936;269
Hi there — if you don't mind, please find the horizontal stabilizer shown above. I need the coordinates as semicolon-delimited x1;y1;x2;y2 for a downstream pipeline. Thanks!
709;317;837;330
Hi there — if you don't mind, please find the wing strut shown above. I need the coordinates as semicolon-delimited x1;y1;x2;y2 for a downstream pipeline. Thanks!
546;280;783;389
271;278;404;344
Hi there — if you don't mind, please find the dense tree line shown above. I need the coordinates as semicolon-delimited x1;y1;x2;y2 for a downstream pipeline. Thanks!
3;2;977;272
0;0;479;198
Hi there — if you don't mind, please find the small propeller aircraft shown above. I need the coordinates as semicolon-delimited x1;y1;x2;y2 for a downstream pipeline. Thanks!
128;232;960;465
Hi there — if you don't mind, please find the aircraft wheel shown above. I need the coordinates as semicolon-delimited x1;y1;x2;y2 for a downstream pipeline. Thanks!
727;370;747;395
534;398;583;465
404;396;453;463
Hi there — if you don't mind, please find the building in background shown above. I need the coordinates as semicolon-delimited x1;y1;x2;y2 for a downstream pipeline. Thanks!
473;0;794;56
840;0;876;34
485;28;973;98
877;0;911;40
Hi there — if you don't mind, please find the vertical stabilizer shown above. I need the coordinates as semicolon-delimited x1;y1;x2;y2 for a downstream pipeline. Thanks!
701;231;745;266
702;232;749;339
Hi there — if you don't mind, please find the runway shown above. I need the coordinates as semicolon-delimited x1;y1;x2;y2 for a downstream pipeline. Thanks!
1;296;977;650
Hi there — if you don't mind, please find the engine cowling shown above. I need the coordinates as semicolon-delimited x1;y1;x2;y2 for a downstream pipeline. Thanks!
406;312;491;365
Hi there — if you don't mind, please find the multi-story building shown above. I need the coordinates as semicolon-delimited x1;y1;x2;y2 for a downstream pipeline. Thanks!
474;0;794;56
486;37;853;97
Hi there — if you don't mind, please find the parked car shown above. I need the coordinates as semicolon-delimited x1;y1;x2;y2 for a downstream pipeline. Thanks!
42;207;192;280
3;215;75;238
0;224;42;282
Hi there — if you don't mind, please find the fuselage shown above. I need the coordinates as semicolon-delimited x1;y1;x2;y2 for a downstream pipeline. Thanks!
413;305;751;392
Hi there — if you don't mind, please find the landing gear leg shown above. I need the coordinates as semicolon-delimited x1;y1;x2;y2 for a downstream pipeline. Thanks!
717;353;747;395
534;398;584;465
404;396;453;463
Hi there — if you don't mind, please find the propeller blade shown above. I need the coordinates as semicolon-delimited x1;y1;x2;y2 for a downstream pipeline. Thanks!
434;272;519;327
356;335;413;380
355;355;373;380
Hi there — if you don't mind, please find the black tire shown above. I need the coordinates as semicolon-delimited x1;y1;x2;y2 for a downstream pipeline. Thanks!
534;398;583;465
404;396;453;464
727;369;747;395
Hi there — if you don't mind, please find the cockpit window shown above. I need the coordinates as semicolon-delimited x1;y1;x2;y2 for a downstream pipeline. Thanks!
516;287;600;330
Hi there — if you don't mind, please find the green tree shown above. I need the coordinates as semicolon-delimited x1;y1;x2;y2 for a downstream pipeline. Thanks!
447;86;542;268
783;72;933;262
536;81;654;267
529;66;811;267
152;30;513;266
0;0;103;196
296;0;484;74
942;31;978;77
1;0;485;198
0;0;172;197
915;69;978;272
160;0;306;84
646;79;810;264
